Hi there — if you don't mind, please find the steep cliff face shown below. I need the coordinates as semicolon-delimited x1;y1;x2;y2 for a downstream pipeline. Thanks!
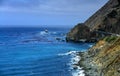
66;0;120;42
66;23;91;42
79;36;120;76
85;0;119;31
97;8;120;34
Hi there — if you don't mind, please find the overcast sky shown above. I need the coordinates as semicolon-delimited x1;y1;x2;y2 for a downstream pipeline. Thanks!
0;0;108;27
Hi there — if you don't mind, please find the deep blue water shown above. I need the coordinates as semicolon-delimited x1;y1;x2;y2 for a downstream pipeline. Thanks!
0;27;92;76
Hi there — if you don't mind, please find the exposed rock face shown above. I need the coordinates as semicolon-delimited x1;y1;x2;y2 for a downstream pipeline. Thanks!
85;0;119;31
66;0;120;42
98;8;120;34
66;23;91;42
67;0;120;76
79;36;120;76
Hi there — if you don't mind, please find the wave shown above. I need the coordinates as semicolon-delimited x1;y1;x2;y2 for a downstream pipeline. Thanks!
89;44;93;48
58;51;77;56
72;69;85;76
71;54;85;76
58;51;80;64
38;30;57;36
59;51;85;76
71;55;80;64
39;31;49;35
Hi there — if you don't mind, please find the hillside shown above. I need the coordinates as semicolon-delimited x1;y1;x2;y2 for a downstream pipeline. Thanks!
66;0;120;76
66;0;120;42
79;36;120;76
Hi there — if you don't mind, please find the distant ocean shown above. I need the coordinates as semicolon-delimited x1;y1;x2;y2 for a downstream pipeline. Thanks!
0;27;93;76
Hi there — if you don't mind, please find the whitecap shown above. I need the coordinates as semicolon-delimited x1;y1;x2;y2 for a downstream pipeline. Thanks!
71;56;81;64
58;51;77;56
69;51;85;76
58;50;85;76
72;70;85;76
89;44;93;47
71;64;85;76
39;31;49;35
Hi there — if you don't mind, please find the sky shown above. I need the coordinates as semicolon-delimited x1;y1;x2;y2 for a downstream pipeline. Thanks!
0;0;109;27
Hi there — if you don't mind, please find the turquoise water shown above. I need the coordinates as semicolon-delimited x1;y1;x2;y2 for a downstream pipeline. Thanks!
0;27;92;76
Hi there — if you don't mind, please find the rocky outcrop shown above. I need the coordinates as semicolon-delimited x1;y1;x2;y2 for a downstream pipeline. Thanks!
66;0;120;42
66;23;101;42
66;23;91;42
78;36;120;76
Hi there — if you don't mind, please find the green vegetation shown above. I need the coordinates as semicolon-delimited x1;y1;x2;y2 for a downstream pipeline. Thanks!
104;36;118;43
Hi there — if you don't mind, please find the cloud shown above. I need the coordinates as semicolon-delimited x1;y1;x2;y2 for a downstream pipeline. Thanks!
0;0;108;15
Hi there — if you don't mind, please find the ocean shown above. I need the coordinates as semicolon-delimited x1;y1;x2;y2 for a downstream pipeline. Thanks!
0;27;93;76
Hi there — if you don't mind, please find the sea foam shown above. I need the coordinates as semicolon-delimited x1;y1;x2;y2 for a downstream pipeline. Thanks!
58;51;77;56
70;51;85;76
58;51;85;76
39;31;49;35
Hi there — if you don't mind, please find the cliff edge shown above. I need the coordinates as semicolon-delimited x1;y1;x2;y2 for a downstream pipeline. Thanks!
66;0;120;42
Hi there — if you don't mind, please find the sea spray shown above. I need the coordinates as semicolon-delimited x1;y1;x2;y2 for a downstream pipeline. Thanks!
58;51;85;76
58;51;77;56
70;51;85;76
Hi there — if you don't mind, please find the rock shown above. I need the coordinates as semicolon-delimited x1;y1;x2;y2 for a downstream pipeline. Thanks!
67;0;120;76
66;23;92;42
56;37;61;41
79;36;120;76
72;65;78;70
118;68;120;73
61;39;65;42
45;29;48;33
66;0;120;42
55;37;65;42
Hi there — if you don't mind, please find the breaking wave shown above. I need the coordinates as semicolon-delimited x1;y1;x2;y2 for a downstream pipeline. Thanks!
58;51;77;56
58;51;85;76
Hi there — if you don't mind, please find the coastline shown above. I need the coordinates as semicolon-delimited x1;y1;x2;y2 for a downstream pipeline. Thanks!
77;51;98;76
66;0;120;75
71;51;98;76
77;36;120;76
70;51;85;76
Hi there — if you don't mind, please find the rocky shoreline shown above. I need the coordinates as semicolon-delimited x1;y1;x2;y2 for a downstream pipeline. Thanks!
78;51;99;76
66;0;120;76
77;36;120;76
71;52;85;76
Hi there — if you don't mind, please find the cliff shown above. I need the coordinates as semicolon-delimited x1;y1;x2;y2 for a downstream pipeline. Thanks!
66;23;91;42
79;36;120;76
66;0;120;42
66;0;120;76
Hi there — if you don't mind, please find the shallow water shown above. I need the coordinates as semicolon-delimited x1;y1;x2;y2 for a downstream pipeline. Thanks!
0;27;92;76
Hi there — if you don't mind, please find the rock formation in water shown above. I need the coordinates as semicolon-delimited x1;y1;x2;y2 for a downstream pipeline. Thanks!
66;0;120;42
